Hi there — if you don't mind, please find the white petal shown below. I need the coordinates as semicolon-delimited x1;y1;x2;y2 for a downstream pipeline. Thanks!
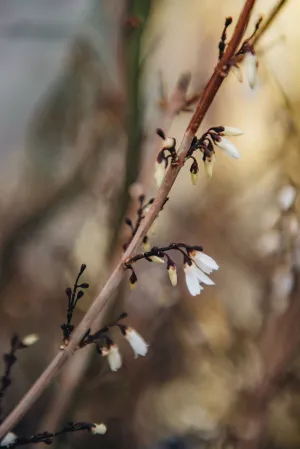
22;334;39;346
278;185;296;211
245;52;257;89
184;264;202;296
126;328;148;358
168;266;177;286
107;345;122;371
154;162;166;187
1;433;17;447
195;267;215;285
192;251;219;272
222;127;244;136
91;424;107;435
215;137;241;159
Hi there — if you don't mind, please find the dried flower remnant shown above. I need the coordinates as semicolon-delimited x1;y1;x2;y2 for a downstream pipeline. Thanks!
124;243;218;296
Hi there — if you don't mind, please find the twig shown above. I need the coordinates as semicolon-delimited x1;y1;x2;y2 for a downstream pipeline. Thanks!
252;0;288;46
0;0;256;438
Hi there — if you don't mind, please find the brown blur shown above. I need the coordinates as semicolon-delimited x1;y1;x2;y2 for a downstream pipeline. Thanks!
1;1;300;449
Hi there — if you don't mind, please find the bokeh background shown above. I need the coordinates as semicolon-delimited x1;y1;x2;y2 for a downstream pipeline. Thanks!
1;1;300;448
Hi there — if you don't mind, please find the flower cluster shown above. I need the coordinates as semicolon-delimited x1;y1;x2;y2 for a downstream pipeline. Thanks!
0;422;106;448
124;243;219;297
186;126;244;182
78;315;148;372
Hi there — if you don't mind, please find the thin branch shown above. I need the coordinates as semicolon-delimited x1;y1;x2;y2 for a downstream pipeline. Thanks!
0;0;256;439
252;0;288;46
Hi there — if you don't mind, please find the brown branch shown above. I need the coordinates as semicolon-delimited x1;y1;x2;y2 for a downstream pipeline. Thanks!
0;0;256;439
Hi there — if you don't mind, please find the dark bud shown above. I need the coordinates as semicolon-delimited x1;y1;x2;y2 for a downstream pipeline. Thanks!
76;291;84;301
78;283;89;289
124;217;133;227
225;17;233;26
65;287;72;299
192;245;203;252
148;198;155;204
156;128;166;140
80;264;87;274
156;149;165;164
190;159;199;174
129;270;137;286
139;194;145;204
119;312;128;320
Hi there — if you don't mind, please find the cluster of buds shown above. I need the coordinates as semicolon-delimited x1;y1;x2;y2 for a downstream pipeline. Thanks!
123;194;154;251
125;242;219;297
186;126;244;182
154;128;178;187
0;422;107;448
78;313;148;372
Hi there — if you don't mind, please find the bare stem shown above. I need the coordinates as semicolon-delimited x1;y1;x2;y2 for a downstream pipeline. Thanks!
0;0;256;439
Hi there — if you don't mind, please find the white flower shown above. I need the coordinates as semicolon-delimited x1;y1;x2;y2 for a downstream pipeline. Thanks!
231;64;243;83
168;265;177;286
204;154;216;179
184;262;215;296
215;137;241;159
189;250;219;275
154;161;166;187
125;328;148;358
149;255;165;264
102;345;122;372
221;127;244;136
278;185;296;211
245;52;257;89
1;433;17;447
22;334;39;347
91;423;107;435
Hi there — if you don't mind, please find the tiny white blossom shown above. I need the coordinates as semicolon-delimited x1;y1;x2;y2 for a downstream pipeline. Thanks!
222;127;244;136
245;52;257;89
91;423;107;435
278;185;296;211
149;255;165;264
1;433;17;447
168;265;177;286
231;64;243;83
22;334;39;347
154;161;166;187
163;137;175;149
215;137;241;159
125;328;148;358
189;250;219;275
102;345;122;372
184;262;215;296
204;154;216;179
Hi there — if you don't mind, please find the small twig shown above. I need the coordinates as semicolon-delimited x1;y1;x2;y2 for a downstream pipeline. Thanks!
0;0;257;438
218;17;233;60
252;0;288;46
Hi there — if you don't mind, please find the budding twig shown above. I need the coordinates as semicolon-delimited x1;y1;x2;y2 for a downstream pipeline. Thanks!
0;0;257;438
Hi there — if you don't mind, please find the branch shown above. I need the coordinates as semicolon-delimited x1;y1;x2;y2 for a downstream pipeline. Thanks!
0;0;256;439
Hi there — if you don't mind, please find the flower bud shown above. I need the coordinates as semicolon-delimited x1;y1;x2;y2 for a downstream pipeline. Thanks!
221;127;244;136
245;52;258;89
167;264;177;286
91;424;107;435
204;154;216;179
22;334;39;347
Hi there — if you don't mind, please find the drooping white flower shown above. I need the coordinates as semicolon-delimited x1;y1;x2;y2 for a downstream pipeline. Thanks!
154;161;166;187
149;255;165;264
221;127;244;136
125;328;148;358
184;262;215;296
215;137;241;159
278;185;296;211
189;250;219;275
245;52;258;89
168;265;178;286
22;334;39;347
91;423;107;435
0;433;17;447
204;154;216;179
102;345;122;372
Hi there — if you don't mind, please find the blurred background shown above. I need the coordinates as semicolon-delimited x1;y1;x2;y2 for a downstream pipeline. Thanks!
1;0;300;448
